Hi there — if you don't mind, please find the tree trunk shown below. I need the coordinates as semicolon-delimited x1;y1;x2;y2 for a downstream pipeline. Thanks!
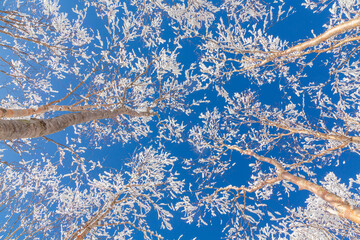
281;172;360;225
0;105;100;118
0;107;150;140
225;145;360;225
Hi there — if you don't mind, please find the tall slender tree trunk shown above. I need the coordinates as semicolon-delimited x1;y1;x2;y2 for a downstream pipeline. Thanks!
0;107;151;140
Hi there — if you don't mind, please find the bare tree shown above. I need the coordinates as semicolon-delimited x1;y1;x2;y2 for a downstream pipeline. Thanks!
177;0;360;239
0;0;206;239
0;162;61;240
0;0;192;239
2;0;360;239
0;0;194;145
0;148;182;240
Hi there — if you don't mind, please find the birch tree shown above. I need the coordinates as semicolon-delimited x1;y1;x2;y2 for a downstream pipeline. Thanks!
176;0;360;239
0;0;207;239
0;0;191;239
2;0;360;239
0;0;196;147
0;148;183;240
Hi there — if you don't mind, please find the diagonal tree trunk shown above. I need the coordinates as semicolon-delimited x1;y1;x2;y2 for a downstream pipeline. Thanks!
0;107;152;140
224;145;360;225
280;172;360;224
242;15;360;71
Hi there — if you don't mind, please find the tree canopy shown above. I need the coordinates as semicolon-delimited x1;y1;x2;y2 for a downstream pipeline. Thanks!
1;0;360;239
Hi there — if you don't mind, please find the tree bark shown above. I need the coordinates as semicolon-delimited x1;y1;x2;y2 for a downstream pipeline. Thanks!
225;145;360;225
0;105;99;118
281;172;360;225
0;107;151;140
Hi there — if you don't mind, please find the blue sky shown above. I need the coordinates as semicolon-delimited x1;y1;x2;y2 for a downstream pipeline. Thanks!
1;0;360;239
56;1;358;239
